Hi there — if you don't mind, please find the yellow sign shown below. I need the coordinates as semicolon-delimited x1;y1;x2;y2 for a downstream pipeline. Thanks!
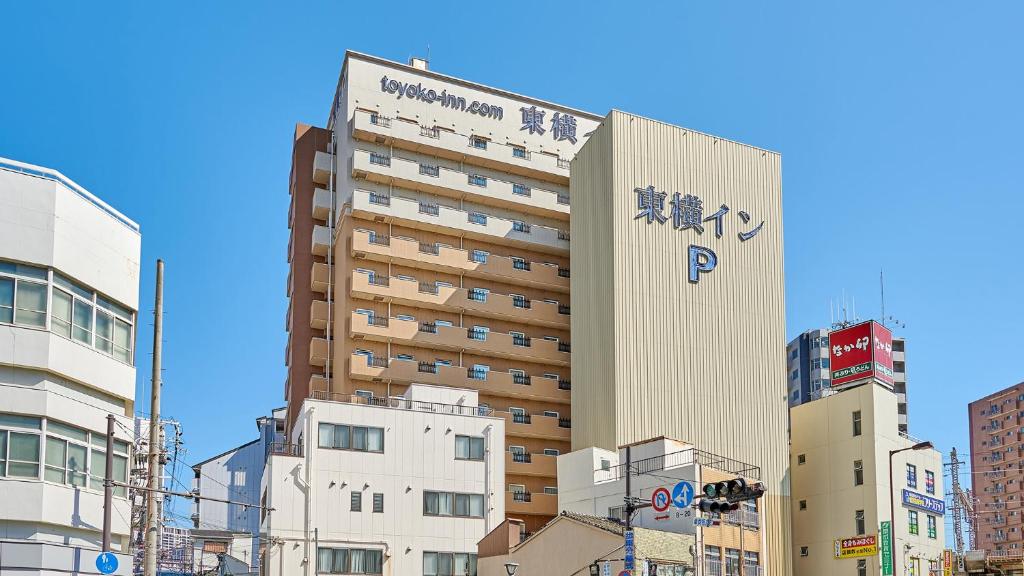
943;550;953;576
834;535;878;559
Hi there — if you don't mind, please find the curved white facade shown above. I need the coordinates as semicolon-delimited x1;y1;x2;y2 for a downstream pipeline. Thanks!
0;159;140;576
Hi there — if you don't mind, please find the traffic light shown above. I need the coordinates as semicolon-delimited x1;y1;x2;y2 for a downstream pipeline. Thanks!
701;478;765;504
698;499;739;513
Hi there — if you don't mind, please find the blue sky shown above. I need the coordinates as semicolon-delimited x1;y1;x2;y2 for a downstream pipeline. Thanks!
2;1;1021;533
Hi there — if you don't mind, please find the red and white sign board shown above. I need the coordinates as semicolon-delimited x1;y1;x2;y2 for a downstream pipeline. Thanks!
830;320;894;388
651;487;671;513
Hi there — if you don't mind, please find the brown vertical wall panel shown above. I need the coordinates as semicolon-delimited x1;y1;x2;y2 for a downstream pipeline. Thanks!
571;111;792;575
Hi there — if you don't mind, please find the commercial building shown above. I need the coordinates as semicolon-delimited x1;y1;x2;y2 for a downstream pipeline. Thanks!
557;437;764;576
968;381;1024;555
790;382;944;576
786;327;909;433
569;110;791;575
0;157;141;575
259;384;504;576
477;512;695;576
284;51;601;532
191;407;286;570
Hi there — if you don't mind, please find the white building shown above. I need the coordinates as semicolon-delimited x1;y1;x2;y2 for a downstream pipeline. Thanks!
0;157;141;576
558;437;766;576
790;382;944;576
260;384;504;576
191;407;285;571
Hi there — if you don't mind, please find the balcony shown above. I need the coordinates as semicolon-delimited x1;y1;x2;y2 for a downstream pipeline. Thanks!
349;312;570;367
351;149;569;221
506;452;557;478
350;272;569;329
500;411;571;440
312;188;333;221
348;353;570;404
311;263;331;293
309;337;329;367
313;151;334;185
351;230;569;293
309;374;328;395
312;225;332;257
351;110;570;185
505;490;558;516
310;299;328;330
350;189;569;255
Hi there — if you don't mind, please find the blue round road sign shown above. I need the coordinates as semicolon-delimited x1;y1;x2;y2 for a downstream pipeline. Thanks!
672;481;694;509
96;552;118;575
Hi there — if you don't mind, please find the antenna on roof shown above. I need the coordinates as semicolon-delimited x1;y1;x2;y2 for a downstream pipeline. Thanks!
878;269;907;330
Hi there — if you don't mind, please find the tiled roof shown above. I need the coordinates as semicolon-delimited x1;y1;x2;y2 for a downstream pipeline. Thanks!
559;511;627;535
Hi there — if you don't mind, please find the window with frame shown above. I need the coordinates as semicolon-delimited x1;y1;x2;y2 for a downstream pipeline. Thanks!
857;559;867;576
54;273;135;364
423;551;478;576
45;421;89;487
907;463;918;488
351;491;362;512
455;435;485;461
724;548;741;576
317;547;383;574
423;491;484;518
855;510;865;535
372;493;384;513
318;423;384;453
927;514;937;539
853;410;862;436
0;261;48;328
908;510;919;535
0;414;42;478
926;470;935;494
853;460;864;486
89;433;129;497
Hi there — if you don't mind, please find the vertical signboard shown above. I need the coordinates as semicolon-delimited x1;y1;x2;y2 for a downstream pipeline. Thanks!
880;521;893;576
624;530;635;571
830;320;894;388
942;550;953;576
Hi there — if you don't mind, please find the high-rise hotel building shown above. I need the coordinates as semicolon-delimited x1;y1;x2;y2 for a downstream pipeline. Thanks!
285;51;601;532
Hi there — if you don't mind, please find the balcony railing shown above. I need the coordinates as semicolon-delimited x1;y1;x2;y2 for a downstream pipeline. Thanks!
419;202;440;215
558;379;572;391
419;282;440;295
468;289;488;302
512;413;531;424
512;374;531;385
558;267;570;278
468;212;488;225
368;192;390;205
369;114;392;128
420;126;439;139
513;259;531;271
418;362;438;374
557;158;571;169
367;275;390;287
513;221;532;233
513;335;532;347
467;328;488;341
369;153;391;167
512;491;532;502
513;297;532;309
557;194;570;205
419;164;440;177
419;322;438;334
269;442;303;457
368;233;390;246
419;242;440;255
558;342;571;353
367;316;389;327
558;305;571;315
512;452;532;463
559;418;572;428
310;391;494;417
467;368;487;380
367;357;389;368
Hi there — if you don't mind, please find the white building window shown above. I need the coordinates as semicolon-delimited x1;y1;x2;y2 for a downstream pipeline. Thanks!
423;552;478;576
318;423;384;453
317;547;383;574
0;414;42;478
423;491;484;518
455;435;485;461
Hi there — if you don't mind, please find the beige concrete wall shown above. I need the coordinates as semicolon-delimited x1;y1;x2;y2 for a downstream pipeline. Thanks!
570;110;790;575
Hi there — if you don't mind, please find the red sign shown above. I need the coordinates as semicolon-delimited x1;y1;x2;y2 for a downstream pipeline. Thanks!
829;321;894;388
651;487;671;513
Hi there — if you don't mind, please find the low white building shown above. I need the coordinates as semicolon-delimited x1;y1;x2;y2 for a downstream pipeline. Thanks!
260;384;504;576
558;437;767;576
191;407;286;571
0;157;141;576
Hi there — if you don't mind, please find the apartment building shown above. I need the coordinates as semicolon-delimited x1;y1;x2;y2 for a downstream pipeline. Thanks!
0;157;141;575
787;328;910;433
284;51;601;532
556;437;765;576
791;382;944;576
968;382;1024;555
260;384;504;576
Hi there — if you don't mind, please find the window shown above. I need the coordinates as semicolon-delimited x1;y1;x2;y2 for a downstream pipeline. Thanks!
511;145;527;159
543;486;558;495
811;358;821;370
89;433;129;497
855;510;865;535
470;250;488;263
423;552;478;576
468;212;487;225
351;491;362;512
471;136;487;150
853;460;864;486
468;174;487;187
725;548;741;576
512;220;530;233
373;493;384;513
45;421;89;487
791;369;799;381
317;547;383;574
790;349;798;359
455;436;485;461
908;510;919;535
926;470;935;494
468;288;488;302
797;454;806;465
857;559;867;576
543;410;559;418
318;423;384;453
799;500;807;510
907;463;918;488
423;491;484;518
853;410;862;436
0;414;42;478
800;547;808;557
543;449;560;456
600;458;611;471
927;514;937;538
744;552;759;573
512;183;531;196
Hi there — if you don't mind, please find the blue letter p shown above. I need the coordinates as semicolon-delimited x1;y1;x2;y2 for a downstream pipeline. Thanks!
688;245;717;284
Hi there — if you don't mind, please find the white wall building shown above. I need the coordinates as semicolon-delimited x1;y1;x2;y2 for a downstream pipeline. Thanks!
558;437;766;576
260;384;504;576
191;407;285;570
0;158;141;576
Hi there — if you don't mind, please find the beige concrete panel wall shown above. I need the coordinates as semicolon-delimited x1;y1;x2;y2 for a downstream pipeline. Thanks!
572;111;790;575
569;117;617;453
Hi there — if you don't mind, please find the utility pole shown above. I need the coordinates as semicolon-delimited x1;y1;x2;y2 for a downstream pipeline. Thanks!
144;259;164;576
102;414;115;551
624;446;633;529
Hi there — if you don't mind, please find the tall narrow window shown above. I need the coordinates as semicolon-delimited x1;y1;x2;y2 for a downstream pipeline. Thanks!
853;460;864;486
926;470;936;494
907;463;918;488
852;410;862;436
0;277;13;323
373;493;384;513
908;510;919;535
51;288;72;338
15;281;47;327
855;510;865;535
351;491;362;512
